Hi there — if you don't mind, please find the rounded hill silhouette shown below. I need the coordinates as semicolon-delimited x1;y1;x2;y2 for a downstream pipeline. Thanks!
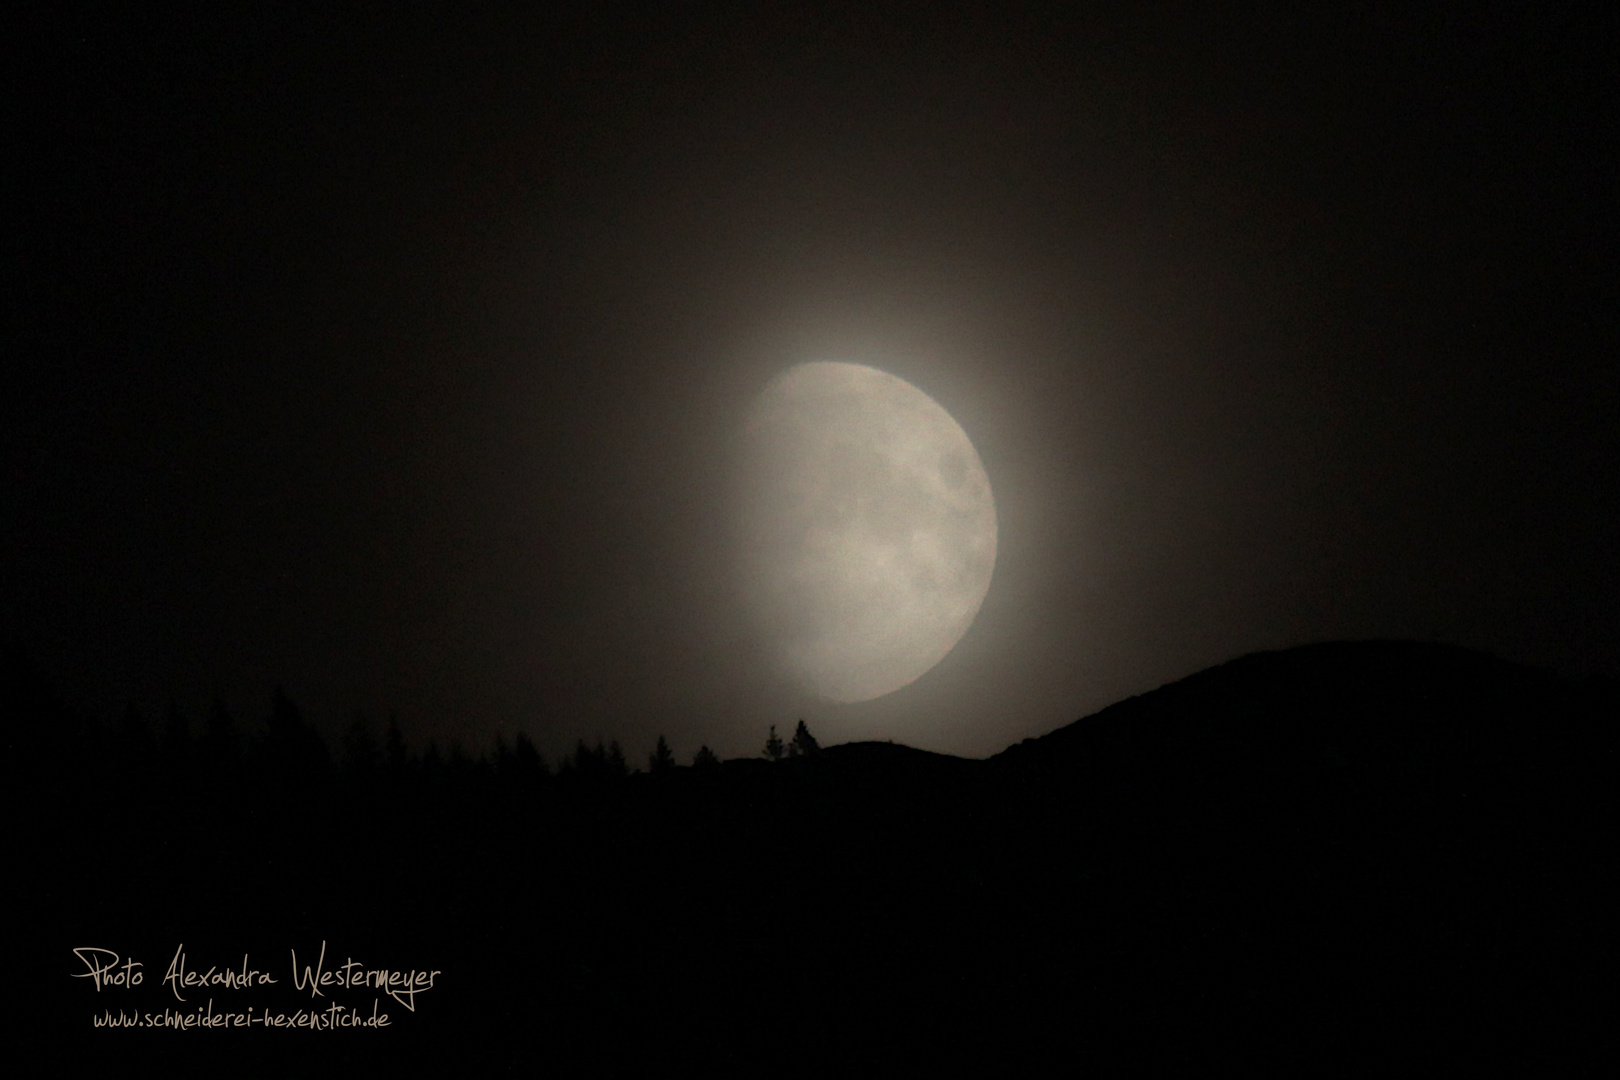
15;640;1611;1073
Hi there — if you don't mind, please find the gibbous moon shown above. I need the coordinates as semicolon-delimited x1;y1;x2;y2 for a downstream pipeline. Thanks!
736;362;997;703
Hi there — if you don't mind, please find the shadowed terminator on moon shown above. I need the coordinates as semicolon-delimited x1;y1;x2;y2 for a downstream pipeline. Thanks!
734;361;997;704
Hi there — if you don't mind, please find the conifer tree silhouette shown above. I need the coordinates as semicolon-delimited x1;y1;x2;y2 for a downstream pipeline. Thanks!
570;739;624;780
764;725;785;761
343;711;380;775
512;731;545;778
263;686;328;778
649;735;675;774
160;702;191;764
201;698;241;769
422;740;445;780
692;745;720;768
384;714;408;774
788;719;820;757
116;702;155;767
574;739;602;776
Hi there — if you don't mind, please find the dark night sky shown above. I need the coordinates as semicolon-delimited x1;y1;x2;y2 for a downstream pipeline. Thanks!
5;4;1615;760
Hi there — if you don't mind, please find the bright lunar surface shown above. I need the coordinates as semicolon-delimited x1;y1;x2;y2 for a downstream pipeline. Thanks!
737;362;998;703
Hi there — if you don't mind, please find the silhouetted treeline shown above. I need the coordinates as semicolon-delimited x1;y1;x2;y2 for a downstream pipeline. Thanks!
12;641;1615;1075
2;646;752;806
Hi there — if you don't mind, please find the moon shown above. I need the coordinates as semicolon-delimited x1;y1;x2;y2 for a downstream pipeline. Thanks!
736;361;998;703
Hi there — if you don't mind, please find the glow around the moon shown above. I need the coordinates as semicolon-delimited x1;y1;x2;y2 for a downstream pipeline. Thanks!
736;361;998;703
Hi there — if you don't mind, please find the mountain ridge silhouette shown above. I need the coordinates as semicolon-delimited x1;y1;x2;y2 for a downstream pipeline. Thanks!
15;638;1612;1072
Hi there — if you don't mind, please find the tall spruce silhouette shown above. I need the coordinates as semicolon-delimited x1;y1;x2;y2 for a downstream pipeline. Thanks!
115;702;156;771
384;713;409;774
201;697;240;768
789;719;820;757
343;711;380;776
160;702;191;765
567;738;626;781
512;731;545;777
262;686;329;779
649;734;676;774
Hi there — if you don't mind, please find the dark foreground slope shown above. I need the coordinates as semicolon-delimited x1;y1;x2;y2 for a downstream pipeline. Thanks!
12;642;1613;1074
984;641;1614;1067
